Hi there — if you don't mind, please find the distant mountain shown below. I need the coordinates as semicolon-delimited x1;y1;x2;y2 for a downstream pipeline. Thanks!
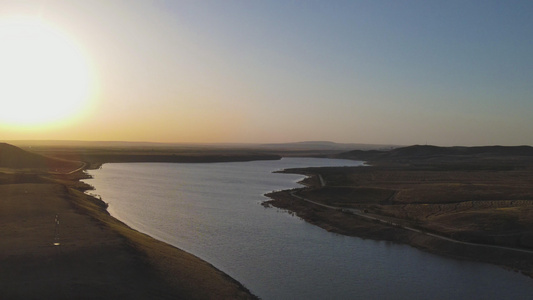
3;140;182;148
0;143;81;172
338;145;533;162
4;140;398;152
258;141;396;151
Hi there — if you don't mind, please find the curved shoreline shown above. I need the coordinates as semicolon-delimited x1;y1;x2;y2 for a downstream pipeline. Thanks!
0;154;258;299
82;157;370;299
263;169;533;279
6;143;533;297
73;165;259;299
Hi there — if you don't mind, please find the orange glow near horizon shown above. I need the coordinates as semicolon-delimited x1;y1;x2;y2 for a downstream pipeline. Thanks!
0;2;531;146
0;16;96;128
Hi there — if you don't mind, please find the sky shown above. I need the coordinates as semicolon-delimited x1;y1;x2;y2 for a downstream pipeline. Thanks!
0;0;532;146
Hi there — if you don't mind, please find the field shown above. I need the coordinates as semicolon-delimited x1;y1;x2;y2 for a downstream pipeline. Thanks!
265;145;533;276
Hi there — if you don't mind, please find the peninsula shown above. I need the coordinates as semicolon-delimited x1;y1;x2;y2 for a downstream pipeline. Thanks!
265;145;533;277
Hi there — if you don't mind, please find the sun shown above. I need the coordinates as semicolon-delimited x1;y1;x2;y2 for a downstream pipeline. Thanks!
0;16;94;126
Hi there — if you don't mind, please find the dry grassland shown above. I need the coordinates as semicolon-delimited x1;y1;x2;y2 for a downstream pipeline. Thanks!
265;160;533;277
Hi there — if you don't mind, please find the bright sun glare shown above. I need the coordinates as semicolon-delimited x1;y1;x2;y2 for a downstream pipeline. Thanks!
0;16;93;126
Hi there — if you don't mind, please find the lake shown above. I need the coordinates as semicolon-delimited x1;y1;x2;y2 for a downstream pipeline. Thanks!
84;158;533;299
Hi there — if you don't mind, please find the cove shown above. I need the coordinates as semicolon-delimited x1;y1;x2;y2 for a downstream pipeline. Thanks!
84;158;533;299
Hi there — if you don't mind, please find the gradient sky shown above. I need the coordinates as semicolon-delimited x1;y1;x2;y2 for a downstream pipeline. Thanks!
1;0;532;146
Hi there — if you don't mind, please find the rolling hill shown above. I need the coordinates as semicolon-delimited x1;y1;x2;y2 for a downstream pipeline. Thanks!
0;143;82;172
338;145;533;167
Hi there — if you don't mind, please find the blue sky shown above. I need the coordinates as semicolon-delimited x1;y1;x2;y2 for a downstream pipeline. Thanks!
1;1;532;146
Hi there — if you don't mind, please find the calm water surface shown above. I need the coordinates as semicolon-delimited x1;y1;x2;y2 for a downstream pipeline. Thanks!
84;158;533;299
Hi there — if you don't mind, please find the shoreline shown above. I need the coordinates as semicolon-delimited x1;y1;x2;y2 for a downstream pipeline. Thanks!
89;158;533;283
9;143;532;297
263;169;533;279
76;190;257;299
73;165;259;299
0;161;258;299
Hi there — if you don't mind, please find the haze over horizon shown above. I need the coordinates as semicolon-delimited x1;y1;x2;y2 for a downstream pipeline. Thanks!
1;1;532;147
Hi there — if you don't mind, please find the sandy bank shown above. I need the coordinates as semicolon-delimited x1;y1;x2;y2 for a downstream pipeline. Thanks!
0;172;257;299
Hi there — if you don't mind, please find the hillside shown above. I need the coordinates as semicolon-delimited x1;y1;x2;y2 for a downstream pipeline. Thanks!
259;141;394;151
0;143;82;172
338;145;533;167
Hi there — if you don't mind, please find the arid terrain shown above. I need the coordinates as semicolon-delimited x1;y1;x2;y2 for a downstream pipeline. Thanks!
265;145;533;277
0;143;257;299
4;141;533;298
